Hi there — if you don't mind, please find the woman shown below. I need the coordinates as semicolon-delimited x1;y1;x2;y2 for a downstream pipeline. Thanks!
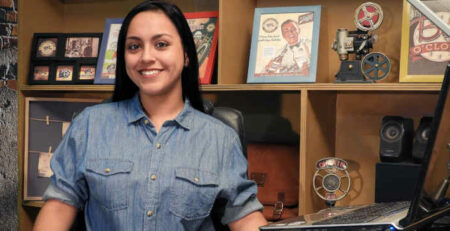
33;1;267;230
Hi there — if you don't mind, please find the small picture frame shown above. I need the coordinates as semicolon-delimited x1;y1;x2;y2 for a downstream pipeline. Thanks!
184;11;219;85
94;18;124;84
79;65;96;80
29;33;102;85
31;34;62;60
64;36;100;58
36;37;58;58
24;97;102;201
247;6;321;83
28;63;54;85
55;64;74;82
399;0;448;82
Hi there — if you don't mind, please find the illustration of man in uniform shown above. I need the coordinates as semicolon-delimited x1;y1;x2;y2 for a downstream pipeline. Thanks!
264;19;311;76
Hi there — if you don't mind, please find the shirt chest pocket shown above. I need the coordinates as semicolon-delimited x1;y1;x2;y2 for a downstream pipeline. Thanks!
169;168;219;220
86;159;133;211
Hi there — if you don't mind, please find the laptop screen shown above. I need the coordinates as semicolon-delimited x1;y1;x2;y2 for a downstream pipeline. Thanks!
406;0;450;36
401;62;450;227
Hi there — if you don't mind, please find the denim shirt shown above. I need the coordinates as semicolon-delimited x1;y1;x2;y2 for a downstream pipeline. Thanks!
43;94;263;230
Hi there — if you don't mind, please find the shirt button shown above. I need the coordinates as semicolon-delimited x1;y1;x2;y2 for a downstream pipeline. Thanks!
194;177;199;182
144;120;149;125
104;168;111;173
156;143;161;149
147;210;153;217
151;174;157;180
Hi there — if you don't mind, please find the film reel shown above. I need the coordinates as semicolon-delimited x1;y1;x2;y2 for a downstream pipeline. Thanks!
361;52;391;81
313;158;351;202
354;2;384;31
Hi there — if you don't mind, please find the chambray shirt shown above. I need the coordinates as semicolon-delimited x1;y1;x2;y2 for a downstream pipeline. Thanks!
43;93;263;230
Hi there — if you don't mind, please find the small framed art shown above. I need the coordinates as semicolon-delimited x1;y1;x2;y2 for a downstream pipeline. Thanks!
55;64;74;82
247;6;321;83
64;35;100;58
29;33;102;84
78;64;97;82
399;0;449;82
24;97;101;200
35;37;58;58
184;11;219;84
94;18;123;84
29;63;53;85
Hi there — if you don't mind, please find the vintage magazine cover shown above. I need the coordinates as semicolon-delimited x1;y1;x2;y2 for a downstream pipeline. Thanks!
100;23;121;79
254;12;314;78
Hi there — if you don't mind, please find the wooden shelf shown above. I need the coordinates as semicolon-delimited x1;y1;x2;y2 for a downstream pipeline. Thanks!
22;201;44;208
19;83;442;92
202;83;442;91
20;85;114;92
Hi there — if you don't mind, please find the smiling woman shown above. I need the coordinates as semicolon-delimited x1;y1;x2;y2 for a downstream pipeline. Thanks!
124;10;186;125
32;1;267;231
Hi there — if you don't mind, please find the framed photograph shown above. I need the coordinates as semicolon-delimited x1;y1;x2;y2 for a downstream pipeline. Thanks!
399;0;449;82
24;97;101;200
55;64;74;82
184;11;219;84
64;35;101;58
95;18;123;84
247;6;321;83
29;33;102;85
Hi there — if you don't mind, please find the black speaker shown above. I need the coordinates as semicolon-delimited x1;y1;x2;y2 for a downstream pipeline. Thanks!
375;162;421;203
379;116;414;162
412;116;433;163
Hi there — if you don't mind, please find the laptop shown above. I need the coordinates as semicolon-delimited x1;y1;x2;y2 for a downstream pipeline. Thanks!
260;62;450;230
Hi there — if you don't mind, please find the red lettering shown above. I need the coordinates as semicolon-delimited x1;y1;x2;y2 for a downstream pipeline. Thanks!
418;16;441;42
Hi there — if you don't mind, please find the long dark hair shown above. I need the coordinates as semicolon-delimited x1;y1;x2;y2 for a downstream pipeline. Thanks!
112;0;204;112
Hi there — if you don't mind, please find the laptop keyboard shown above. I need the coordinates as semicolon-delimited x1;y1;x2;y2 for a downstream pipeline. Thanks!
313;201;410;225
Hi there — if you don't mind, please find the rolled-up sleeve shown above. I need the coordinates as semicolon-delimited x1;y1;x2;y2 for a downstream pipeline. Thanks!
42;111;89;209
219;133;263;225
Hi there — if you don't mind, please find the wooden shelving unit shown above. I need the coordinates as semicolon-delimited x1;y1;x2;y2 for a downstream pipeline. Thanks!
17;0;444;230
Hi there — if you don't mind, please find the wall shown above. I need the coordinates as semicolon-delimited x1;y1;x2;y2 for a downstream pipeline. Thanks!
0;0;18;230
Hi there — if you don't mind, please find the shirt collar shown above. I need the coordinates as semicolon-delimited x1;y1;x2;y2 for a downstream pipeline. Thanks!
127;93;194;130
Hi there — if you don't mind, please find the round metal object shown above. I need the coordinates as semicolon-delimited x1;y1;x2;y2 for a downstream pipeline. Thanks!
313;167;351;202
361;52;391;81
322;174;341;192
354;2;384;31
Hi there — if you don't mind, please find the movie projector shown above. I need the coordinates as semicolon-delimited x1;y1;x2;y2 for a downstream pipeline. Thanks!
332;2;391;83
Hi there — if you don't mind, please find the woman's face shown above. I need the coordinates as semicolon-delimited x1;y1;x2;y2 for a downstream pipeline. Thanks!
125;10;186;98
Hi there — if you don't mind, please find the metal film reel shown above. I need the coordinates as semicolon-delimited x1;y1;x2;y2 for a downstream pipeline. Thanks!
361;52;391;81
313;160;351;202
354;2;384;31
